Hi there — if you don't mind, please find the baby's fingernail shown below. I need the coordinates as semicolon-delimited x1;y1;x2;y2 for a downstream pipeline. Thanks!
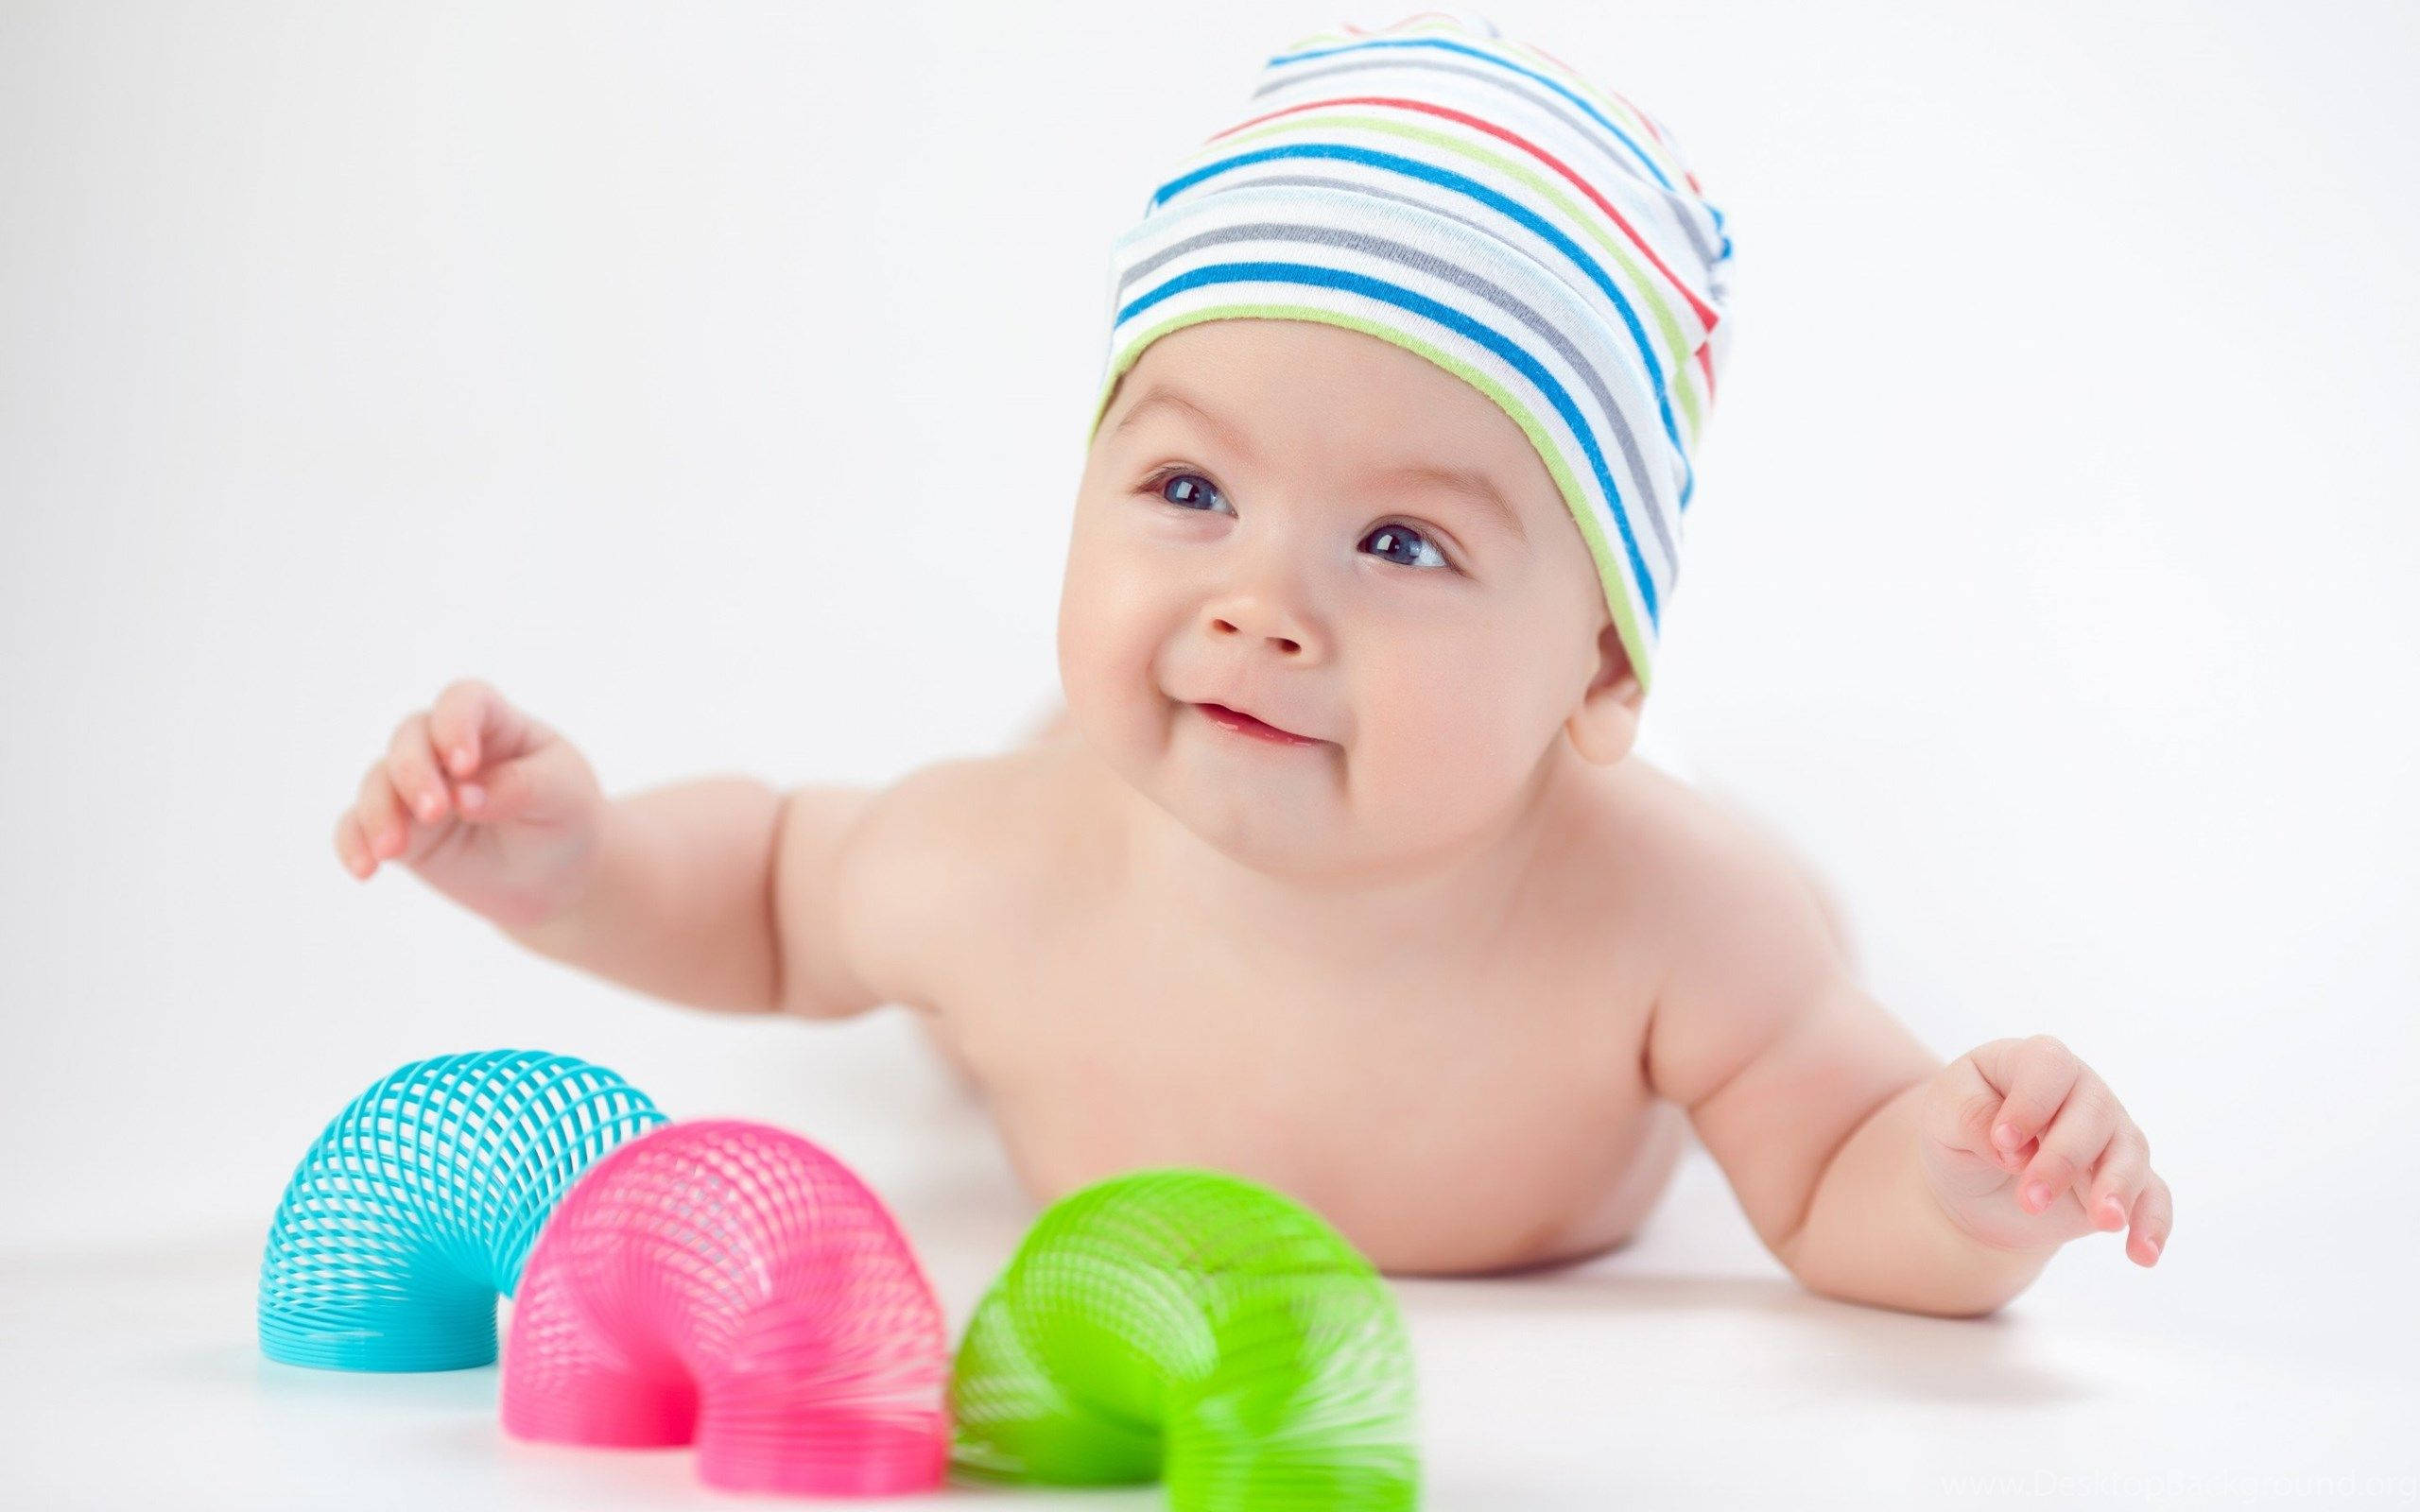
417;792;441;819
452;746;475;774
2021;1181;2050;1211
1993;1123;2021;1147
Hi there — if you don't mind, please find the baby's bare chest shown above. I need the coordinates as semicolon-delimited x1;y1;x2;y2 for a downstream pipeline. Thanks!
917;865;1674;1270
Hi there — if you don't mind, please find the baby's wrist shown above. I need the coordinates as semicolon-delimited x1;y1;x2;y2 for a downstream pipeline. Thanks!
497;796;623;944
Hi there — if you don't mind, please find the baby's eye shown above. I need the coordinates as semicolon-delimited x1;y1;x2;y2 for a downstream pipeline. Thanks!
1361;523;1450;571
1140;469;1453;573
1150;470;1233;516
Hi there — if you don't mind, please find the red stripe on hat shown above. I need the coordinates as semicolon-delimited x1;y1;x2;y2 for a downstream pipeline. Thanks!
1208;94;1721;335
1604;88;1670;146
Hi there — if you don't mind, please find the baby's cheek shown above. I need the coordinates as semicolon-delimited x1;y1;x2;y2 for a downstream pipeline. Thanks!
1057;538;1173;730
1353;653;1533;804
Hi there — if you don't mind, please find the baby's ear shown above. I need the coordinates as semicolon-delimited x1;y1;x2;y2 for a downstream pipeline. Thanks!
1564;621;1644;766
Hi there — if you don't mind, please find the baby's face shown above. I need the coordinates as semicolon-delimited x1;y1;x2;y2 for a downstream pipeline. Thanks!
1058;318;1640;880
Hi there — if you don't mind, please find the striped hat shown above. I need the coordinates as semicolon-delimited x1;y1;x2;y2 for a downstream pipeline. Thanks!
1085;10;1735;696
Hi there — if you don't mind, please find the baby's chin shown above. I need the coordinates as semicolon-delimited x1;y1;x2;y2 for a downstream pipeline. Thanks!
1131;698;1490;883
1111;695;1362;877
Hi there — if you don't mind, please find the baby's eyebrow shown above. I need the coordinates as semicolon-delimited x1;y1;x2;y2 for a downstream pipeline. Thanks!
1366;459;1527;543
1111;387;1258;463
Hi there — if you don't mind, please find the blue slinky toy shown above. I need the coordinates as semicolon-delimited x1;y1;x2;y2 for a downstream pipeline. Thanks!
256;1048;666;1371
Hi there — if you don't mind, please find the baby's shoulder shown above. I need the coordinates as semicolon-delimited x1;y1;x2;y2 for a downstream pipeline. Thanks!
1567;751;1740;892
1595;755;1863;1070
1581;753;1857;973
836;742;1113;1008
862;739;1111;878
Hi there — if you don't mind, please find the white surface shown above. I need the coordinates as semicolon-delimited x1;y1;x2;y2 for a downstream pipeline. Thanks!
5;1016;2414;1510
3;0;2414;1269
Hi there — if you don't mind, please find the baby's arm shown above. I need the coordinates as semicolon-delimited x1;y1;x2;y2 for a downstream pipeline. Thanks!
508;779;887;1018
1643;809;2168;1316
337;678;892;1019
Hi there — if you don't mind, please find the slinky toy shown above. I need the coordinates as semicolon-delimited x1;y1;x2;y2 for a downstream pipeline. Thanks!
257;1048;666;1371
499;1119;952;1497
949;1167;1422;1510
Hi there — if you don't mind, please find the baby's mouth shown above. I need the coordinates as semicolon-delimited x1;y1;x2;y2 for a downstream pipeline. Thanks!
1191;701;1324;747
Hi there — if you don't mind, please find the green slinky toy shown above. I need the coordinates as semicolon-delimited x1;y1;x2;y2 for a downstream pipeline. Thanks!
948;1167;1421;1510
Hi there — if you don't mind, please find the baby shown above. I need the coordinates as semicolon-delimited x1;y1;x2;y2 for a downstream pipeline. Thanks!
333;12;2169;1316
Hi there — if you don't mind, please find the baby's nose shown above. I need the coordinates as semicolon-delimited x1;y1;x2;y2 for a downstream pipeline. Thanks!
1212;614;1304;656
1201;585;1318;657
1196;516;1334;656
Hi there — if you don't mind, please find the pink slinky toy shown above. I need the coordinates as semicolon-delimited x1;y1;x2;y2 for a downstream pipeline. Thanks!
498;1119;950;1496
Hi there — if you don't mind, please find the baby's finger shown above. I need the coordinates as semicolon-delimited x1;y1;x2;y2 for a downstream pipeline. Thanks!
1932;1056;2018;1162
2125;1173;2172;1265
2016;1072;2119;1216
385;712;454;824
354;760;413;859
2085;1122;2152;1233
1976;1035;2083;1165
334;808;376;879
428;677;529;779
457;741;578;827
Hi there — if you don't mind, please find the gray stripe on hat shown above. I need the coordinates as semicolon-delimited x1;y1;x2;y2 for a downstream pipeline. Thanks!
1115;209;1678;580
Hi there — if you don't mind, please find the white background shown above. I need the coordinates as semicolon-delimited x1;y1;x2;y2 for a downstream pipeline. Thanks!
3;2;2414;1504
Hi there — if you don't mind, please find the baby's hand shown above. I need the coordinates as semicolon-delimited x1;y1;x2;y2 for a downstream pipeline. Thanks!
1916;1035;2171;1267
334;678;608;930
